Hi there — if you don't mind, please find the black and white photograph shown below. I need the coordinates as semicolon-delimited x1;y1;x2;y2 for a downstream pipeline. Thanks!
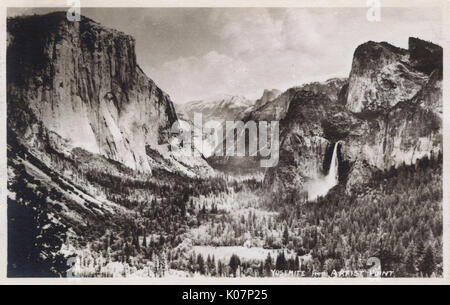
1;0;448;285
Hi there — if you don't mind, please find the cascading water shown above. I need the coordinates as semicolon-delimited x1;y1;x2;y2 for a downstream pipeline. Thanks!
325;142;340;188
306;142;340;201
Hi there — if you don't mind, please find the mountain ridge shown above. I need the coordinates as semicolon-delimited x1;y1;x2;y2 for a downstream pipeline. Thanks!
175;94;255;123
265;37;442;200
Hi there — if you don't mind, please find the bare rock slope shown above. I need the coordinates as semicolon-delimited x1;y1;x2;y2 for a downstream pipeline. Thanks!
8;12;178;172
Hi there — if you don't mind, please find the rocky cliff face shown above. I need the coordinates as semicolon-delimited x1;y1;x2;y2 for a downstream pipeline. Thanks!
345;37;442;115
346;41;429;113
207;78;348;173
343;38;442;169
264;89;358;196
7;12;178;172
265;38;442;199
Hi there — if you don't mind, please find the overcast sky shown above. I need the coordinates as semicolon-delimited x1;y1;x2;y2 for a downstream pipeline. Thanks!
9;7;443;104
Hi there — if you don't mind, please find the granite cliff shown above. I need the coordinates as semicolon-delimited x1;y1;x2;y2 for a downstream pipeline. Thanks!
264;38;442;199
7;12;179;173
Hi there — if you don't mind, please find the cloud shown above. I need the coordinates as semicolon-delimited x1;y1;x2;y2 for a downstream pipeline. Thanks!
145;7;442;104
150;8;340;103
219;9;284;57
150;51;250;102
10;7;442;104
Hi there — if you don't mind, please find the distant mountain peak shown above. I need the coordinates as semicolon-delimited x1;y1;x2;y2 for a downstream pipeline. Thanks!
253;89;282;110
178;94;254;122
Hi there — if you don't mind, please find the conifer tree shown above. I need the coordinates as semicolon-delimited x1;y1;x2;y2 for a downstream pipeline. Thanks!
264;253;273;277
404;245;416;276
420;246;435;277
218;260;224;277
8;168;71;277
197;254;205;275
229;254;241;277
283;225;289;246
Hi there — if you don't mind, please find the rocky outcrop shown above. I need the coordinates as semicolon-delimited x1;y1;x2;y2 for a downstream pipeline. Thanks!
206;78;348;173
265;38;442;199
264;90;359;196
253;89;282;110
411;68;442;117
249;78;347;121
343;38;442;171
408;37;443;75
346;41;429;113
7;12;178;172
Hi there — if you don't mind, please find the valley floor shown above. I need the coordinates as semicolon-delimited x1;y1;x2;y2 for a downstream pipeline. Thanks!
7;137;443;278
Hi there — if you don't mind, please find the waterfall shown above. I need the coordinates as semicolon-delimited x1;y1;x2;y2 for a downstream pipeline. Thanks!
306;142;340;201
325;142;339;188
